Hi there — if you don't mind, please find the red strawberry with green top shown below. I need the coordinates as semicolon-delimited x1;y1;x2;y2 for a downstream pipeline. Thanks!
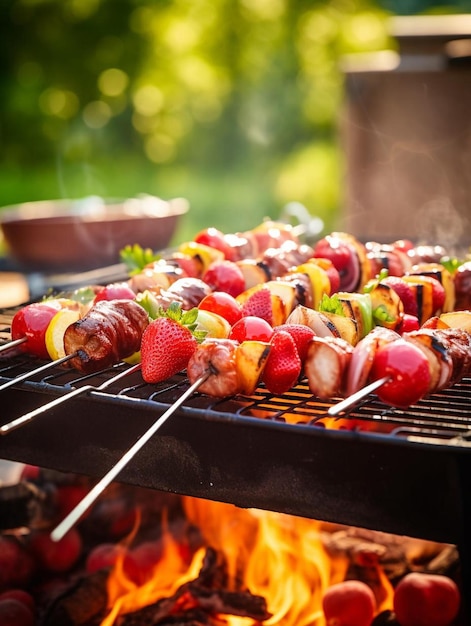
241;288;273;325
262;329;302;395
274;324;316;364
141;303;205;383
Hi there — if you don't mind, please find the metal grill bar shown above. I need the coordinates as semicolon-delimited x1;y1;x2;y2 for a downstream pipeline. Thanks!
1;354;471;445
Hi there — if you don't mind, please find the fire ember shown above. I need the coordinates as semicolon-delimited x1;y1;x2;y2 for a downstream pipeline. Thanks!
0;467;464;626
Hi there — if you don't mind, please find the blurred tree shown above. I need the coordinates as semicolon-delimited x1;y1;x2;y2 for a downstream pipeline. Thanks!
5;0;456;237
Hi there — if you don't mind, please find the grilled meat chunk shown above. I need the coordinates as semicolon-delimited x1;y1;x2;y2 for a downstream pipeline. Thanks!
187;338;240;398
64;299;149;373
304;336;354;400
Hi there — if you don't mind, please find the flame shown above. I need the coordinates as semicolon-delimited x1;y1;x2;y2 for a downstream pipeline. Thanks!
377;564;395;613
101;497;394;625
183;499;347;626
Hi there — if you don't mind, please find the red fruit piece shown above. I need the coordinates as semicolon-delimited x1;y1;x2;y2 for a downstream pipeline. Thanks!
0;590;35;615
198;291;242;326
0;536;35;589
55;484;91;518
86;543;141;583
393;572;460;626
397;313;420;334
262;330;301;395
86;496;138;539
193;227;233;259
0;599;34;626
28;528;82;573
313;235;361;292
241;288;273;325
229;316;274;343
202;260;246;297
11;302;61;359
382;276;418;317
131;540;163;583
141;304;201;383
274;324;315;363
322;580;376;626
370;339;431;408
93;282;136;303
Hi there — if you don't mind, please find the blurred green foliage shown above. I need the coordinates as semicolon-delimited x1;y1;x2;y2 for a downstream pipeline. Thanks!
0;0;463;241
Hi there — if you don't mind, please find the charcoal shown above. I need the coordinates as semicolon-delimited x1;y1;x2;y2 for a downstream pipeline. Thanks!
41;569;109;626
117;547;271;625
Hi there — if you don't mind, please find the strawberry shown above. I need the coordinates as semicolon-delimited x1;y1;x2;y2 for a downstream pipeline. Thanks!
141;303;205;383
262;329;302;395
273;324;315;364
241;288;273;325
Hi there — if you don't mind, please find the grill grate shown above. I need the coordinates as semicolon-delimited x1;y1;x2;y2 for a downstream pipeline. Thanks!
1;351;470;447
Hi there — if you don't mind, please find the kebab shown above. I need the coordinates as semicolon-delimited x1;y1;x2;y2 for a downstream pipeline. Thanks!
0;220;468;396
184;308;471;409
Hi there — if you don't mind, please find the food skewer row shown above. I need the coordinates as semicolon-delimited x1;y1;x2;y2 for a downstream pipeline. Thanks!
2;217;467;364
1;221;469;400
185;314;471;411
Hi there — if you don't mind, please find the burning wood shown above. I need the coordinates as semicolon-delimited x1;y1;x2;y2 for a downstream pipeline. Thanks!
116;548;271;625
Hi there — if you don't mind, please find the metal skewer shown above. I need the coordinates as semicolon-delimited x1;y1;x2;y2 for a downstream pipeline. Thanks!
0;352;78;394
51;371;210;542
0;361;142;435
0;337;28;353
327;376;391;417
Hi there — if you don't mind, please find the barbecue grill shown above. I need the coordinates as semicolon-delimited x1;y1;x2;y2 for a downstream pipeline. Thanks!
1;312;471;620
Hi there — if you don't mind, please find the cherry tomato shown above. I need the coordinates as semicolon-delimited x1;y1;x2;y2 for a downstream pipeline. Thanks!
370;339;431;408
393;572;460;626
11;302;61;359
398;313;420;334
93;282;136;303
229;316;274;342
322;580;376;626
198;292;242;326
202;260;246;298
313;236;354;272
313;236;360;292
193;227;233;259
392;238;415;253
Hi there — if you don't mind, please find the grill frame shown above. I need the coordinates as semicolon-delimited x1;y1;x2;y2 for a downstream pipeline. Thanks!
0;354;470;546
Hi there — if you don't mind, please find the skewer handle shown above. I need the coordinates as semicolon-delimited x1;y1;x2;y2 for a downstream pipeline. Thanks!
0;337;28;353
51;372;209;542
0;362;141;435
327;376;391;416
0;352;76;394
0;385;93;435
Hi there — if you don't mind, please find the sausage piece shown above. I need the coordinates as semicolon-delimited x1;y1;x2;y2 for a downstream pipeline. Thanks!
64;299;149;373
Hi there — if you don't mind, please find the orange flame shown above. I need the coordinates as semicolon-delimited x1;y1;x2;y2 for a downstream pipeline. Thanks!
101;497;393;625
